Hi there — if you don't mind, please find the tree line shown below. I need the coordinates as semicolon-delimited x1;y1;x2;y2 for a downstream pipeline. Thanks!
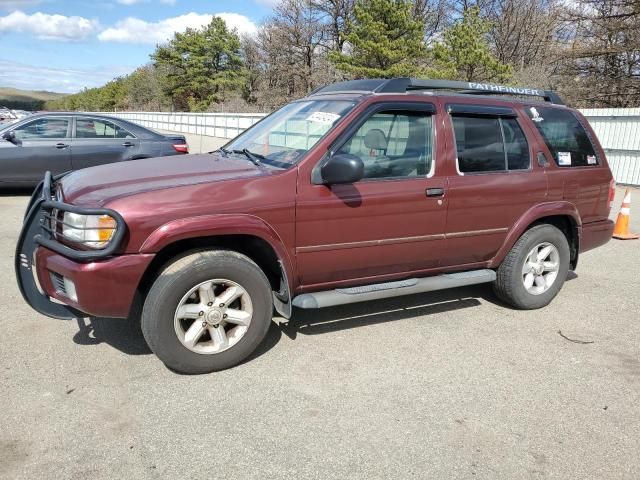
46;0;640;112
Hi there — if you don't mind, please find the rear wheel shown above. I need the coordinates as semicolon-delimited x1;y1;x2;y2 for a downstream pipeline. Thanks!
493;224;570;309
141;250;273;374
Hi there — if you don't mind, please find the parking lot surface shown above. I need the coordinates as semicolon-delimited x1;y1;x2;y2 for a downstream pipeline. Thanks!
1;188;639;480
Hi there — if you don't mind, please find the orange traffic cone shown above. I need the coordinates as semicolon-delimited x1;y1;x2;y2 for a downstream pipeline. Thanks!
612;189;639;240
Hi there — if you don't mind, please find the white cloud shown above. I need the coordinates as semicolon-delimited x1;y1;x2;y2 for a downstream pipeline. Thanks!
0;58;134;93
0;0;43;11
115;0;177;4
98;12;256;44
0;10;98;40
255;0;280;6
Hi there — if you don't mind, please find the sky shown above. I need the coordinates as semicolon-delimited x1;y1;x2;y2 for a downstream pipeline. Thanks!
0;0;278;93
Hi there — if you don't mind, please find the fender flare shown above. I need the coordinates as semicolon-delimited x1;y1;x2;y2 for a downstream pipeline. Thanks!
489;201;581;268
139;213;295;292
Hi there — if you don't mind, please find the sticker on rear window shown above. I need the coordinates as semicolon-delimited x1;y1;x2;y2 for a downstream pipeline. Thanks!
558;151;572;166
306;112;341;125
587;155;597;165
529;107;544;122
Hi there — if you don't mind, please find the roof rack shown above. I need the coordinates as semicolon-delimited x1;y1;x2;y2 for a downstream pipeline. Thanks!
309;77;564;105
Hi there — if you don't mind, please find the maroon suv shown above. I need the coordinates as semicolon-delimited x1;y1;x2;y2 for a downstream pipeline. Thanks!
16;78;616;374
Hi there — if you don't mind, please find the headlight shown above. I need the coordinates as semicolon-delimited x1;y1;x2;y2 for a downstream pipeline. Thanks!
61;212;117;249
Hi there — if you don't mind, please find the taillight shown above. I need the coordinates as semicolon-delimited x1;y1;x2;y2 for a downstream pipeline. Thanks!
173;143;189;154
608;178;616;210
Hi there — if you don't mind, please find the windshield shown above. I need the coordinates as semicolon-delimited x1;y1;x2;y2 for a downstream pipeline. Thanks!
223;99;356;168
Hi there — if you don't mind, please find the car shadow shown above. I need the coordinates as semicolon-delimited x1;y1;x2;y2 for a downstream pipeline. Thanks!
0;187;34;196
73;317;151;355
70;272;578;360
72;316;283;362
280;284;493;339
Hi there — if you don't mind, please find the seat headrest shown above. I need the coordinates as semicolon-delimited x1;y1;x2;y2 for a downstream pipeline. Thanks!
363;129;388;150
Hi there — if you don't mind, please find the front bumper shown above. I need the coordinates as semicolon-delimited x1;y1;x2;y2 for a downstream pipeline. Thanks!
15;172;153;319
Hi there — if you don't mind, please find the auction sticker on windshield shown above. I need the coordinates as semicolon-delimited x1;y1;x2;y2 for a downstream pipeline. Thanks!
306;112;341;125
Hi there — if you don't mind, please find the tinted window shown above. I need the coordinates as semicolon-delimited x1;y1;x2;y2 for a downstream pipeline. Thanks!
76;118;134;139
503;118;530;170
338;110;433;179
525;107;598;167
452;116;530;173
14;118;69;140
453;116;505;173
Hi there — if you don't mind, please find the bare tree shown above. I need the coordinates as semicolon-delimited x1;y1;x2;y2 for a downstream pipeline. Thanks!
311;0;355;51
489;0;559;71
557;0;640;106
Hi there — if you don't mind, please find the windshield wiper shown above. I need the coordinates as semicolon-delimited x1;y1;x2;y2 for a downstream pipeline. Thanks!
232;148;263;167
213;147;231;156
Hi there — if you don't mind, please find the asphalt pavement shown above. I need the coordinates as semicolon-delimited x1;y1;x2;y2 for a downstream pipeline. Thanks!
1;187;639;480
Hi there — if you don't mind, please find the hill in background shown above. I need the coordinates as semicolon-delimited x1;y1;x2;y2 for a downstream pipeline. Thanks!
0;87;67;111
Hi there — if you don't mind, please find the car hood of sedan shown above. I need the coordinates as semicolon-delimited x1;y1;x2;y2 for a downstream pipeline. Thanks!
60;153;271;206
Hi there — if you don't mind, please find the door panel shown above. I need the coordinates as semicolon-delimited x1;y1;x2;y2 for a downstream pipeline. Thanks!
71;117;140;169
445;172;547;264
295;104;447;288
0;117;72;184
296;180;448;286
443;111;548;266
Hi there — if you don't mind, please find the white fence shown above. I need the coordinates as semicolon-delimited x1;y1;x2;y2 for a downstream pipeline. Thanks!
105;109;640;186
580;109;640;186
111;112;266;140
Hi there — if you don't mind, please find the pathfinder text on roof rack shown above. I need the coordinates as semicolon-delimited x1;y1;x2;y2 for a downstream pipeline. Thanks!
310;77;564;105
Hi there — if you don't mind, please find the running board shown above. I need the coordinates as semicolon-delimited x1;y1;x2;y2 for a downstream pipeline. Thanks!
292;269;496;309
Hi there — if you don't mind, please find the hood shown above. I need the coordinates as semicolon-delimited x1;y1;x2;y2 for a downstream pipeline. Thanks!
60;153;269;206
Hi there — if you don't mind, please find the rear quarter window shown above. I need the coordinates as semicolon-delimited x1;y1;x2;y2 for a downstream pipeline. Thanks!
525;107;598;167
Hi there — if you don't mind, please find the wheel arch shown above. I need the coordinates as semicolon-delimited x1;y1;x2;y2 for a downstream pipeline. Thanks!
135;214;295;315
491;202;581;270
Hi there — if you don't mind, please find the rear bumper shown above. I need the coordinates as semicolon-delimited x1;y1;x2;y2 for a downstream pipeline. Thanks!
580;219;614;253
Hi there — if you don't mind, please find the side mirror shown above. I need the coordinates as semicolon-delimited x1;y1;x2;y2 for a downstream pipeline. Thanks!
2;131;21;146
321;153;364;185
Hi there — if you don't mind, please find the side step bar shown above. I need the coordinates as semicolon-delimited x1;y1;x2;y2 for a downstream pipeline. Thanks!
292;269;496;309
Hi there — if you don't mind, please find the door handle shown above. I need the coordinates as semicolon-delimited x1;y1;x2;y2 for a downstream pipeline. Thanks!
55;143;69;149
122;142;134;147
537;152;550;168
425;187;445;197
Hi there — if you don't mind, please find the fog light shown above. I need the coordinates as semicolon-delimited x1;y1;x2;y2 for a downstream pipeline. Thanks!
63;277;78;302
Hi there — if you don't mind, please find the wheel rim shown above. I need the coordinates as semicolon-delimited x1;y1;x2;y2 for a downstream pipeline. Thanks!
522;242;560;295
173;279;253;355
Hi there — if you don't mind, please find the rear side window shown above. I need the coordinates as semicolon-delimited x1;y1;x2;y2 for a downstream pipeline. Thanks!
525;107;598;167
76;118;134;139
452;116;530;173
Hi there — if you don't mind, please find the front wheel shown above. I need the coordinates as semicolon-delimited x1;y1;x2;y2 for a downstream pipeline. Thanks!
141;250;273;374
493;224;570;310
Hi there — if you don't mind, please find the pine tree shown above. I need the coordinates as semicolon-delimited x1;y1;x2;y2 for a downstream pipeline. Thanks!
428;7;512;82
329;0;428;78
152;17;245;111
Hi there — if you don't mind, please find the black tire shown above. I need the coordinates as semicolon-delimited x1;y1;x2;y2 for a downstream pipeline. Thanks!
493;224;570;310
141;250;273;374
